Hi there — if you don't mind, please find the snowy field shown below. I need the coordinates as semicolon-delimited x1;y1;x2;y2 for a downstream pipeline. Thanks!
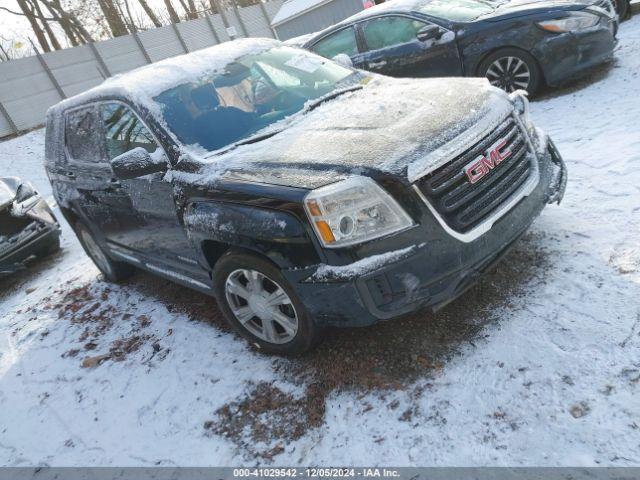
1;18;639;466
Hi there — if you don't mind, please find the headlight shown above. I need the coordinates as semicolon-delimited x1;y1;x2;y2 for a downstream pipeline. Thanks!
304;177;414;248
15;182;37;203
537;12;600;33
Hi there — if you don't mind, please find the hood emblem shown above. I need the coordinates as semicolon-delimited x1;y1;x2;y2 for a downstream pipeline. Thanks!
463;137;512;184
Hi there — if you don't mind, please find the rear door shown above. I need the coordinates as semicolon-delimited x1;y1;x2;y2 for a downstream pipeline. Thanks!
357;15;462;77
308;26;367;68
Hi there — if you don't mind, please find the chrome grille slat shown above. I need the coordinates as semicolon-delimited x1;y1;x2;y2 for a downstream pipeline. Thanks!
414;117;533;233
440;140;527;212
424;118;516;194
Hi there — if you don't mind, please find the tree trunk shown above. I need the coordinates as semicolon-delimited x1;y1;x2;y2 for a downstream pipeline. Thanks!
41;0;93;44
97;0;129;37
17;0;51;52
137;0;163;27
31;0;62;49
164;0;181;23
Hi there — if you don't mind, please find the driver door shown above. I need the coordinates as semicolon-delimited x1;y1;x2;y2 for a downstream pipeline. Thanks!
357;15;462;77
98;102;200;271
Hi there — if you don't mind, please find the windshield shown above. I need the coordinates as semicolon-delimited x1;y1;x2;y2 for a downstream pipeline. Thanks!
153;46;356;152
418;0;495;22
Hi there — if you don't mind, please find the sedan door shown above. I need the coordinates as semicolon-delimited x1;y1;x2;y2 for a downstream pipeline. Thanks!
357;15;463;77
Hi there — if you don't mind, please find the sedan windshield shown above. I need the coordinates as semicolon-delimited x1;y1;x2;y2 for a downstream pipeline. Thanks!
418;0;495;22
153;47;356;152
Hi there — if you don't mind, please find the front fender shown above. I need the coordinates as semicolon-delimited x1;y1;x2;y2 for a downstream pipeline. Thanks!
184;201;319;269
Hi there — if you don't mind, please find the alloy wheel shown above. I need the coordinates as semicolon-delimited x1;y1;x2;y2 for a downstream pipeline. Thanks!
485;56;531;92
225;268;299;344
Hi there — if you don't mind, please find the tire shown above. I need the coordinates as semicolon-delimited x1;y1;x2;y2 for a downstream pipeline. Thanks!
212;250;322;355
75;221;134;282
39;235;60;257
478;48;542;95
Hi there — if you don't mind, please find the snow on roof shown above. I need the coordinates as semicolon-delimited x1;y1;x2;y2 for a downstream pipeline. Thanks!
48;38;279;117
271;0;337;26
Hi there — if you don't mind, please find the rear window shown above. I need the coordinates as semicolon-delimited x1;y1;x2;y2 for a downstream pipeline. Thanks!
65;106;103;163
418;0;494;22
311;27;359;59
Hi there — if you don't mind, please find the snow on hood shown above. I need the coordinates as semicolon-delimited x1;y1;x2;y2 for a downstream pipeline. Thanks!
185;76;513;189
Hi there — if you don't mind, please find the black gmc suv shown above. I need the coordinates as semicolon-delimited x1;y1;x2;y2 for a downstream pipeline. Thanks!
45;39;567;354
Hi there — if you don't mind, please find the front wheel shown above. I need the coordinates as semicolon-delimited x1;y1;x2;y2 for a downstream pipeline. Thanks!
212;250;322;355
478;48;542;95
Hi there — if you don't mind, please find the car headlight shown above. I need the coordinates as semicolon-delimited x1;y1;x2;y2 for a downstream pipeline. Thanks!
304;177;414;248
537;12;600;33
15;182;37;203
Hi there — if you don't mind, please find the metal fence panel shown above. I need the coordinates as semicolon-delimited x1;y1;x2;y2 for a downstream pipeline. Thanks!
139;25;185;61
240;4;274;39
0;0;283;139
177;17;218;51
95;35;149;75
0;110;12;138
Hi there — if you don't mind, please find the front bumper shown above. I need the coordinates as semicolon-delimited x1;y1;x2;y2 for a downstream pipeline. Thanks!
534;19;617;86
284;140;567;327
0;198;61;278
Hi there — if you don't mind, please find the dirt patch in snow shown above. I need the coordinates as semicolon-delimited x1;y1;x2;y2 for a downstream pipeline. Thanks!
204;231;553;459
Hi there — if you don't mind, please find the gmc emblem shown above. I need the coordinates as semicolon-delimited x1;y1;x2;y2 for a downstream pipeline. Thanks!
463;137;512;184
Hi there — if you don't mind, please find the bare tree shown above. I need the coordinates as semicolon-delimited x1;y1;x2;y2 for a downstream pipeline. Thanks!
15;0;51;51
163;0;181;23
177;0;199;19
96;0;129;36
31;0;62;49
137;0;163;27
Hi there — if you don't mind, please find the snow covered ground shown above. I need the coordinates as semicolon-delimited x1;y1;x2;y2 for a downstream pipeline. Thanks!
1;18;639;467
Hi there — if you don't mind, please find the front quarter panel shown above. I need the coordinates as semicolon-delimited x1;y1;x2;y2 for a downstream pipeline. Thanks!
183;200;320;270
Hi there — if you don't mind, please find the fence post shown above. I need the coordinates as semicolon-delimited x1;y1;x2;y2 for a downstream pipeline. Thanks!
0;101;19;136
213;0;235;39
205;15;221;44
171;23;189;53
229;0;250;37
29;39;66;99
258;1;277;39
132;31;152;64
88;41;111;77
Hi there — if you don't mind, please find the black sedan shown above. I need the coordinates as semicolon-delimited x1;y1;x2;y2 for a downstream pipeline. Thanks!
0;177;61;278
302;0;618;94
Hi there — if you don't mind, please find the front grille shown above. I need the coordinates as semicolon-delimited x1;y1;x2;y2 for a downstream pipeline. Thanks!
0;209;32;237
415;116;532;233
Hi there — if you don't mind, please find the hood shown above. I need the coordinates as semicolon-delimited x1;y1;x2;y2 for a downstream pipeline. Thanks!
189;76;513;190
0;177;20;210
482;0;590;21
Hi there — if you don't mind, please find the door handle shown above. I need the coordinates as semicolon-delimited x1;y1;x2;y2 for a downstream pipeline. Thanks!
368;60;387;69
65;171;76;179
109;178;121;187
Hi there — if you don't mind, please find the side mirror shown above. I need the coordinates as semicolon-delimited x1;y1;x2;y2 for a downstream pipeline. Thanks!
111;147;167;180
332;54;354;68
417;25;442;42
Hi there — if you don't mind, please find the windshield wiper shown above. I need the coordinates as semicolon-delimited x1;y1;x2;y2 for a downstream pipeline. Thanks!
304;85;364;113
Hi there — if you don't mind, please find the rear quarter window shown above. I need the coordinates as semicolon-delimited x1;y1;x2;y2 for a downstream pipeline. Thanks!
65;106;103;163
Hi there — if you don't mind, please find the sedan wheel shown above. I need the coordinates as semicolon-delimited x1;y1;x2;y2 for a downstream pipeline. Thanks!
485;56;531;92
225;268;299;344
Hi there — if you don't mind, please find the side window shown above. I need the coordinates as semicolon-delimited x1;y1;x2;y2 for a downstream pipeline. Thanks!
362;16;428;51
101;103;157;161
311;27;358;59
65;106;103;163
